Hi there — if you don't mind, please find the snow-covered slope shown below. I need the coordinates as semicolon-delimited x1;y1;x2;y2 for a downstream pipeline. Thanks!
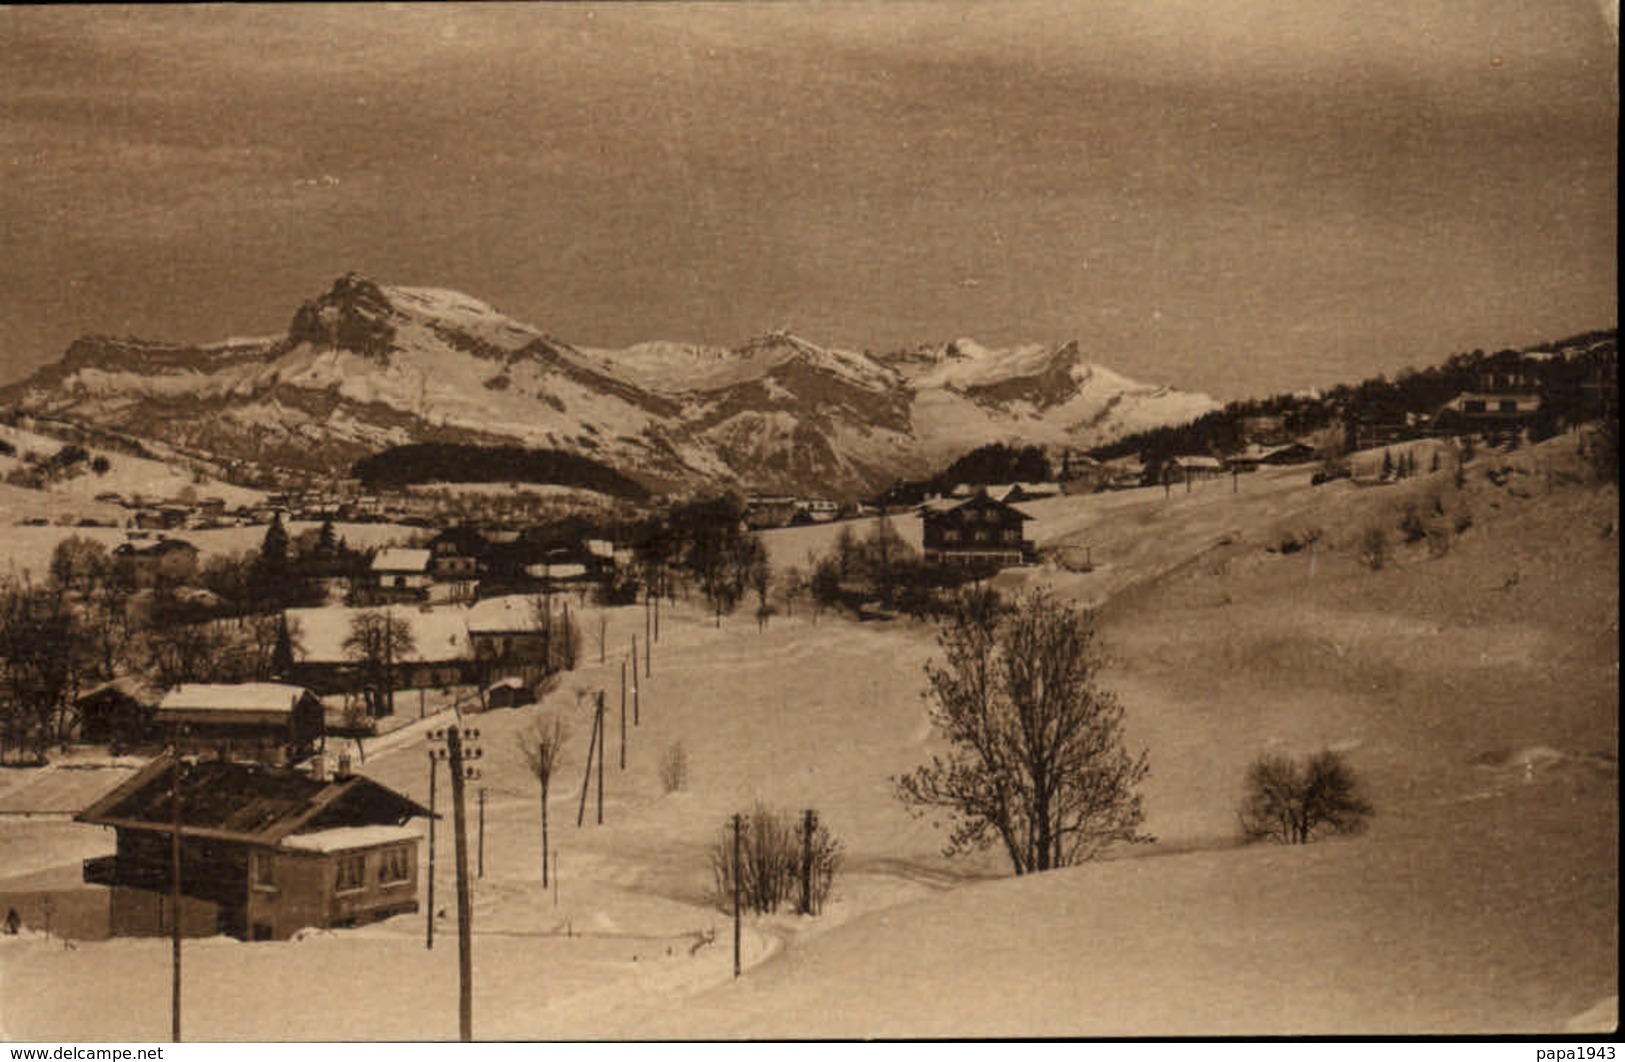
1;275;1218;497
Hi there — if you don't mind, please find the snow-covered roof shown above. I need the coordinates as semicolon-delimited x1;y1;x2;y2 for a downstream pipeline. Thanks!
466;594;543;633
1174;455;1224;470
584;538;615;560
487;676;528;691
285;605;471;664
77;676;165;706
524;562;589;581
282;823;424;854
371;548;431;573
158;683;314;715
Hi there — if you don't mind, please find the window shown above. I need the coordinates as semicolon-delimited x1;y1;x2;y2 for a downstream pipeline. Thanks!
1464;400;1487;413
251;850;276;890
1498;400;1517;413
335;854;366;893
943;529;960;544
1003;529;1021;544
379;846;411;886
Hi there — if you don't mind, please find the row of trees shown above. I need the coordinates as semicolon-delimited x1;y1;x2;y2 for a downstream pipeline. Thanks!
1091;331;1617;469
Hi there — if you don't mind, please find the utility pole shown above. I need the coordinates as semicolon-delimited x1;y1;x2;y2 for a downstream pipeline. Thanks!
800;809;816;916
595;692;604;825
576;702;600;827
477;787;486;880
732;813;743;979
619;667;627;771
430;724;482;1042
384;604;396;718
631;637;640;726
426;750;437;950
645;595;652;676
169;733;183;1043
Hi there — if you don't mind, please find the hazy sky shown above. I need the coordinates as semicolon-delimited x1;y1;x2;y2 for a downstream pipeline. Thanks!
0;2;1615;399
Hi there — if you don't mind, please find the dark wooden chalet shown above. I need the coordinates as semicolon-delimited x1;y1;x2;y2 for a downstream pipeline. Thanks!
917;491;1035;569
426;526;483;590
76;677;164;750
112;536;199;587
154;683;325;767
77;755;430;941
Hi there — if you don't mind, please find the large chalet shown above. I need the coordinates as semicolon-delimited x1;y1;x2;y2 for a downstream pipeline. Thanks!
77;755;430;941
917;490;1035;569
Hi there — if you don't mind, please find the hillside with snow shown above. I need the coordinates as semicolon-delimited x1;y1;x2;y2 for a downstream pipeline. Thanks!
0;432;1614;1039
0;275;1218;498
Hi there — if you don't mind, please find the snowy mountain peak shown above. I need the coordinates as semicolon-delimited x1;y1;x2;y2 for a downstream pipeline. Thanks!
2;276;1219;498
286;273;399;358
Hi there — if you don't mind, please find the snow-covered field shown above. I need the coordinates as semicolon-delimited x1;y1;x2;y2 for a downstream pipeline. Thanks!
0;422;264;513
0;435;1615;1039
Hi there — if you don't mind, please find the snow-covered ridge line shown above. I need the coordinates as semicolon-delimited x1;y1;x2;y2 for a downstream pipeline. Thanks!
1;274;1220;497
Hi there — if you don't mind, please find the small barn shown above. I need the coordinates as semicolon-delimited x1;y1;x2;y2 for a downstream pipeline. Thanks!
154;683;325;767
77;755;430;941
76;677;164;750
484;677;536;711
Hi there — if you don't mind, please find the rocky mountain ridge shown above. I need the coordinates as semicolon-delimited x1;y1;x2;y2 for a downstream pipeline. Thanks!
0;274;1219;497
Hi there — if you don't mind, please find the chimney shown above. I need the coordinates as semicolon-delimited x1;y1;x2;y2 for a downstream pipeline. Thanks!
335;752;352;780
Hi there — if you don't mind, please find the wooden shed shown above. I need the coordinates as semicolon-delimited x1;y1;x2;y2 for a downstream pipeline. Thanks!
154;683;325;767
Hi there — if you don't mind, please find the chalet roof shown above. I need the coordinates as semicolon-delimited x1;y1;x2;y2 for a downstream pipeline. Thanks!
427;526;487;553
157;683;315;716
523;562;589;581
285;605;471;665
77;676;165;708
371;548;431;573
466;594;543;634
915;492;1034;520
281;823;423;853
113;537;198;557
1173;455;1225;470
75;755;432;845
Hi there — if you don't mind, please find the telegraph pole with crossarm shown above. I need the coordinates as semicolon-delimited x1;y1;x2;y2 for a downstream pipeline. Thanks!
429;724;482;1041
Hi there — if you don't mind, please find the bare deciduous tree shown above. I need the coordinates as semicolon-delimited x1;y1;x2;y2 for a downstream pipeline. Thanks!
896;588;1152;875
711;803;841;915
343;609;416;718
657;741;688;794
518;711;569;887
1239;749;1372;845
0;578;90;762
